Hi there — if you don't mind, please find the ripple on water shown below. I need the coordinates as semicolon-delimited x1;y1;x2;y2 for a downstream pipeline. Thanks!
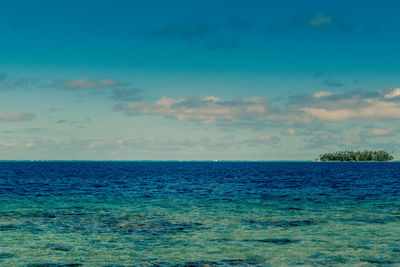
30;244;72;252
0;224;19;231
362;258;397;265
244;238;295;245
175;260;220;266
26;264;82;267
308;254;350;265
115;220;205;236
170;259;265;266
245;219;320;228
220;258;265;265
3;209;204;236
0;253;14;260
355;216;400;224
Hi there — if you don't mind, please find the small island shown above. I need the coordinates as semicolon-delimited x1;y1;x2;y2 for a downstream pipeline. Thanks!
319;150;394;162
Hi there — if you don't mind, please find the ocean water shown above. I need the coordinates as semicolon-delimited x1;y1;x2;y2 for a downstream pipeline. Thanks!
0;162;399;266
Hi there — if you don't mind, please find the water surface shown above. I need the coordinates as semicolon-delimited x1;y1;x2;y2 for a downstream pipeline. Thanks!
0;162;399;266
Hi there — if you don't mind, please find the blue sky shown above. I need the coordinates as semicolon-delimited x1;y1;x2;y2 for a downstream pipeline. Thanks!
1;0;400;160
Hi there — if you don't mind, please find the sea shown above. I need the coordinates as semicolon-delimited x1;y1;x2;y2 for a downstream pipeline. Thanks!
0;162;399;266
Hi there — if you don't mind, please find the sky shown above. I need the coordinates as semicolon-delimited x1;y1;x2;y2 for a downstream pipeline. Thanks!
1;0;400;160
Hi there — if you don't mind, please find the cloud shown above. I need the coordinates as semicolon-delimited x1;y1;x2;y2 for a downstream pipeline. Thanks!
305;88;400;122
0;73;39;90
313;91;334;98
309;14;332;28
367;127;393;136
300;98;400;122
270;13;351;33
285;128;296;135
301;107;356;122
114;87;400;125
114;96;267;124
382;88;400;99
286;88;400;122
0;127;45;135
322;79;344;87
25;142;36;148
258;134;271;141
0;113;36;122
55;118;91;124
54;77;123;90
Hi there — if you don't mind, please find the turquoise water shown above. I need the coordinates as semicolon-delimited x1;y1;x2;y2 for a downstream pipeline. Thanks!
0;162;399;266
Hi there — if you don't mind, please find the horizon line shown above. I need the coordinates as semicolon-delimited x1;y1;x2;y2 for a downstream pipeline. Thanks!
0;160;398;163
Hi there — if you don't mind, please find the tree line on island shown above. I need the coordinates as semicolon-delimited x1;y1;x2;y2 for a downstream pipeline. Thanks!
319;150;394;162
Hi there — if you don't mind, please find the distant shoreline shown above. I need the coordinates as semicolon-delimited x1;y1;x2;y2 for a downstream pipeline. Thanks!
0;160;398;163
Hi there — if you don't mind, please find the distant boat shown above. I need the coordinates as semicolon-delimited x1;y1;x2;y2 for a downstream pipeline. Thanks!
212;153;218;162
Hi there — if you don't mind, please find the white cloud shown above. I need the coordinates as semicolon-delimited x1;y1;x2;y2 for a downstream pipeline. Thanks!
25;142;36;148
300;90;400;122
313;91;334;98
382;88;400;99
203;96;221;102
301;107;357;122
285;128;296;135
258;134;271;141
0;112;36;122
2;143;16;147
55;77;122;89
115;96;268;124
88;141;106;148
367;127;393;136
113;87;400;125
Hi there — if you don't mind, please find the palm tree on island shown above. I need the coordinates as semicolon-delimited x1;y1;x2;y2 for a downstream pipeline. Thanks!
318;150;394;162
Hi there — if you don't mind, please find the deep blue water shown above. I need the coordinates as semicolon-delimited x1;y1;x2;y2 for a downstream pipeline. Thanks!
0;162;399;266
